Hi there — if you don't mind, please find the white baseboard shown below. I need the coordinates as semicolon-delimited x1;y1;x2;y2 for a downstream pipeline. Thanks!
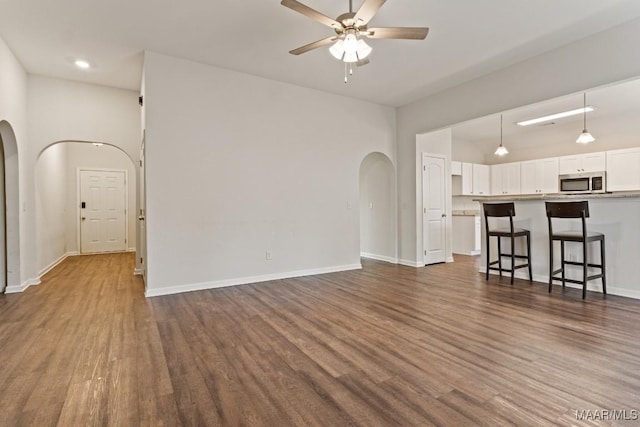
133;268;144;276
398;259;423;267
479;267;639;300
145;263;362;298
38;252;70;278
446;256;454;263
360;252;398;264
127;247;136;252
6;278;41;294
6;251;80;294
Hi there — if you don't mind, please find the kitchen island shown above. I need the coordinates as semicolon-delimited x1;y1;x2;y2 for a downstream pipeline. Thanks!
474;191;640;299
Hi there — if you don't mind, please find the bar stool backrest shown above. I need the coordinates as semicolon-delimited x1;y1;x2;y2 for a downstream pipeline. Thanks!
484;202;516;235
545;201;589;237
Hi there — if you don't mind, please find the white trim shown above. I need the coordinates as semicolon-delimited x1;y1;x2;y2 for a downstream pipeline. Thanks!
398;258;423;268
66;250;79;256
38;252;69;277
127;247;136;252
6;278;40;294
360;252;398;264
134;268;144;276
145;263;362;298
479;267;639;300
78;168;129;254
446;256;454;263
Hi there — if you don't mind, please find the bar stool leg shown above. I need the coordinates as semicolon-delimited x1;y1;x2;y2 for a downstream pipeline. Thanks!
548;239;554;293
497;237;503;278
582;241;588;299
485;235;490;281
510;235;515;285
526;232;532;282
601;238;607;295
560;241;566;288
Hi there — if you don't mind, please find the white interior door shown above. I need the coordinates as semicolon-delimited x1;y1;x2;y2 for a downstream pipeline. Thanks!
423;154;446;265
80;170;127;253
139;136;147;282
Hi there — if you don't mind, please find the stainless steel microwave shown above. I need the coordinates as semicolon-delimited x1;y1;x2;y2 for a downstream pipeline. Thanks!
558;172;606;193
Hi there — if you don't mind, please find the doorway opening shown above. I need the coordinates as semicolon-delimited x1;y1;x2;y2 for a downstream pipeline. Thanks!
359;152;396;263
0;121;20;293
35;141;137;276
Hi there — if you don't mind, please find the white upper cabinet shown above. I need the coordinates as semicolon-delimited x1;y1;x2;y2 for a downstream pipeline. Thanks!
520;158;559;194
558;152;606;174
460;162;489;195
606;148;640;191
472;164;490;195
491;162;521;195
451;161;462;176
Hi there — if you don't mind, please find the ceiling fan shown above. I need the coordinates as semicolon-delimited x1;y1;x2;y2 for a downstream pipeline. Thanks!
281;0;429;82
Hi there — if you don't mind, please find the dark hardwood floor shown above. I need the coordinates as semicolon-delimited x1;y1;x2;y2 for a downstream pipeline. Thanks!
1;253;639;426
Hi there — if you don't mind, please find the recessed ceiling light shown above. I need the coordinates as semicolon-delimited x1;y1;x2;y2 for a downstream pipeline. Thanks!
516;106;594;126
74;59;91;69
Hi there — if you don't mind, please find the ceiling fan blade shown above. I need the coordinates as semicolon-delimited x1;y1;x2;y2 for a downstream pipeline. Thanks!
289;36;338;55
356;57;370;67
281;0;342;29
366;27;429;40
353;0;387;25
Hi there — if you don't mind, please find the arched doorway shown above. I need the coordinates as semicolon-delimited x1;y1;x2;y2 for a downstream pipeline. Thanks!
35;141;137;276
359;152;396;263
0;121;20;293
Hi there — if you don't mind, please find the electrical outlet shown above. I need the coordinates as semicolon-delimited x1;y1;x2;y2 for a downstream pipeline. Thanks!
265;251;272;261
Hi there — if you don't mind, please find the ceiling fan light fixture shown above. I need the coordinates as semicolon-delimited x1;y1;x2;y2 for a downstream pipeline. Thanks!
329;39;345;60
356;39;372;59
343;50;359;63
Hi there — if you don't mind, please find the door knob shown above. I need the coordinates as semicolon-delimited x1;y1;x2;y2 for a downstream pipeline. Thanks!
138;216;145;221
441;213;447;218
81;217;86;221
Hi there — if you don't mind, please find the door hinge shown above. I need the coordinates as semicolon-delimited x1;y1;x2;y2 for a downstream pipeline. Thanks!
140;257;144;264
139;160;142;167
423;165;426;171
424;250;427;255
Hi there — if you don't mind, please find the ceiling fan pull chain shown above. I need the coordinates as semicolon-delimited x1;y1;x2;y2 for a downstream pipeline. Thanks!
344;62;348;83
350;64;353;76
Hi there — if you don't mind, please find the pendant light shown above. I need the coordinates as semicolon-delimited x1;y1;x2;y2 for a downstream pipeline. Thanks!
494;114;508;156
576;92;595;144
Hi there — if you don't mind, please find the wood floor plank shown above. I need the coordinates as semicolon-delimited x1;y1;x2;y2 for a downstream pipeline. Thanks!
1;252;640;426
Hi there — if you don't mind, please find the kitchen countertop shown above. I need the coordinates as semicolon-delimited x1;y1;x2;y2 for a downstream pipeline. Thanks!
452;210;480;216
473;190;640;202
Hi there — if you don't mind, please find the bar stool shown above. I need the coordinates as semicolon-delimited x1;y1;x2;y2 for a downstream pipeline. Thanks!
545;201;606;299
484;202;532;284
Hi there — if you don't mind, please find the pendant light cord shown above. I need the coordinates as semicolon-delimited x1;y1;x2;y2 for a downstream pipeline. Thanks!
500;114;503;146
583;93;587;130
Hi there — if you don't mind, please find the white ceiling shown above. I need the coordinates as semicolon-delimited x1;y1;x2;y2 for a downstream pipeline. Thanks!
2;0;640;106
453;78;640;153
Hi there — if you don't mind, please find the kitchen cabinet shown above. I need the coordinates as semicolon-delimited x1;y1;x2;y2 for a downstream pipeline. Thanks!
520;158;559;194
558;152;606;174
606;148;640;191
491;162;521;195
451;161;462;176
461;163;490;195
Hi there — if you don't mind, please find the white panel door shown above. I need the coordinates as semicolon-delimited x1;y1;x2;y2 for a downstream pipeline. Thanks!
423;155;446;265
80;170;127;253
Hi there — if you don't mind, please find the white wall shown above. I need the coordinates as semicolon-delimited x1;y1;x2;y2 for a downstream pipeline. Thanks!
143;52;396;296
452;137;485;163
35;143;67;273
64;143;136;253
359;153;396;262
27;75;141;278
0;36;28;290
397;17;640;264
